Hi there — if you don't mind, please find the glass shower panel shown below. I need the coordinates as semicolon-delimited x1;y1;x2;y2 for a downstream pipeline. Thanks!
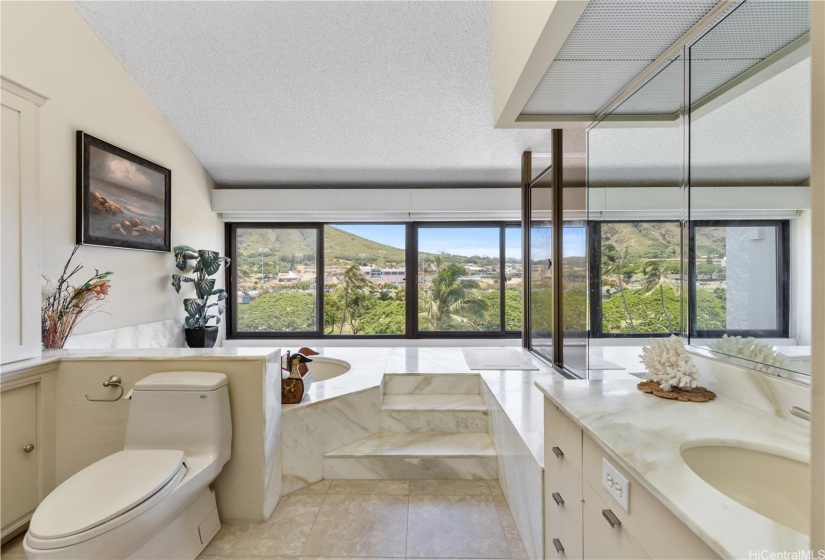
586;54;685;377
529;172;553;362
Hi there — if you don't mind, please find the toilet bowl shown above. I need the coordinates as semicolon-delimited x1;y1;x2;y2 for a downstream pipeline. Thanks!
24;371;232;559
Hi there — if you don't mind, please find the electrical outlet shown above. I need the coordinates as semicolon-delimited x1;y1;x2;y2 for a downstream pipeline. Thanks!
602;458;630;512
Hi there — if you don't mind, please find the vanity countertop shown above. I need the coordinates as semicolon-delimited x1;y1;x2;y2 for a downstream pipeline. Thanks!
535;378;810;560
0;347;281;382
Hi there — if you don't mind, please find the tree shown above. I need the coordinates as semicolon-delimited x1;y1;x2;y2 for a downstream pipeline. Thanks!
640;260;675;332
419;256;488;330
602;243;637;332
333;264;374;334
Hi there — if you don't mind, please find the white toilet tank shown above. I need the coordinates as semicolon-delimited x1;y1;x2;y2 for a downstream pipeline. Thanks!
124;372;232;464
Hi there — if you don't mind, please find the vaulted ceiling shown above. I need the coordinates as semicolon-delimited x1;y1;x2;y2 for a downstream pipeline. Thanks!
73;1;551;188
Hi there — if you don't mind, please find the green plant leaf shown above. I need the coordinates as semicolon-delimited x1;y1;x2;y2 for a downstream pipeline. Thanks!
206;315;221;325
198;250;222;276
183;298;205;318
184;316;201;329
212;288;228;301
171;274;194;293
194;278;216;299
173;245;197;271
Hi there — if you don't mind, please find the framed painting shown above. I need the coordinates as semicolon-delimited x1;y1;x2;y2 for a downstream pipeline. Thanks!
76;131;171;252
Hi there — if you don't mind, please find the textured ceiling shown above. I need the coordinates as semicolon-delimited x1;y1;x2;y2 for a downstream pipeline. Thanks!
73;1;550;188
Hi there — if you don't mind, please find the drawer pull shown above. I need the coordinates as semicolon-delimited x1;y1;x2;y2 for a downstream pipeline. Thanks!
552;492;564;506
602;508;621;528
551;446;564;458
552;538;564;554
22;444;35;453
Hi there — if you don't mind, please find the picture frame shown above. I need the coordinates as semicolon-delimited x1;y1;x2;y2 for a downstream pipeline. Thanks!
76;131;171;252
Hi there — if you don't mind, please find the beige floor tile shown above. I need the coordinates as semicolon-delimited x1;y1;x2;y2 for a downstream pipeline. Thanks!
407;494;511;559
300;494;408;558
493;497;528;559
409;479;492;496
289;480;331;496
327;480;410;495
1;533;26;558
202;494;324;557
487;479;505;497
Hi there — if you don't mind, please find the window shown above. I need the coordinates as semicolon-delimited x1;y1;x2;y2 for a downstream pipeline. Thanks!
231;225;319;335
226;222;520;338
324;224;406;335
590;221;682;337
689;220;789;337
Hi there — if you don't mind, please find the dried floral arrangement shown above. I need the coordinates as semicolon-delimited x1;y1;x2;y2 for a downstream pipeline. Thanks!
41;246;113;349
707;335;790;373
638;335;715;402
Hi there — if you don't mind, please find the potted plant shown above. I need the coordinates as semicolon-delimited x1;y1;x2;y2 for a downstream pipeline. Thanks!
171;245;230;348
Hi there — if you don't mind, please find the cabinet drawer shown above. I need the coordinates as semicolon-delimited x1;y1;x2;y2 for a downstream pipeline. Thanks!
545;474;582;559
544;400;583;473
582;434;719;559
583;481;649;560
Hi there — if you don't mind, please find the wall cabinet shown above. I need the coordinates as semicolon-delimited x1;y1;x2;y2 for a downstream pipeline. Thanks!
543;399;719;560
1;78;45;365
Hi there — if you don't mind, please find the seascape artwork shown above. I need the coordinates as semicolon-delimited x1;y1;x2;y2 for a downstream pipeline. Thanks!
77;133;171;252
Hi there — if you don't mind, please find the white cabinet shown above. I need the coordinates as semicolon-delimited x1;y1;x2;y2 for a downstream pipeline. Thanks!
1;382;40;537
543;398;720;560
1;78;46;364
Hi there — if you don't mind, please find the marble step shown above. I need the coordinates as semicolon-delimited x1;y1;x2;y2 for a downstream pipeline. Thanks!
324;433;497;480
380;394;488;433
382;373;480;396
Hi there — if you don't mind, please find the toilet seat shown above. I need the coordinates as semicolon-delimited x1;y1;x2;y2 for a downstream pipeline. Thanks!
28;450;186;549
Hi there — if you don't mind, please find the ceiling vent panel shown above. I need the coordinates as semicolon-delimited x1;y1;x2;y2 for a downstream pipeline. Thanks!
520;0;719;117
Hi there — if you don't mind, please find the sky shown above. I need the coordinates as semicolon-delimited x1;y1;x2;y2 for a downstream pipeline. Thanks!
335;225;520;259
334;224;587;259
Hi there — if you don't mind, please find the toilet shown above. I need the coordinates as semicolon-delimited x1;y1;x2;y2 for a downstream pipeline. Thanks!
24;371;232;559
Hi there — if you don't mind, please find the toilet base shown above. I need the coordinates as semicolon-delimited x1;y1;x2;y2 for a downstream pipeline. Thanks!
127;487;221;559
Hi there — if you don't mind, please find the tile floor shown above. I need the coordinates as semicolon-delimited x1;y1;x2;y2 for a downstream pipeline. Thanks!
1;480;528;560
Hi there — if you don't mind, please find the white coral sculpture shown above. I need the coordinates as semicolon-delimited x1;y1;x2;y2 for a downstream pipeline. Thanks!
707;335;789;373
639;335;699;392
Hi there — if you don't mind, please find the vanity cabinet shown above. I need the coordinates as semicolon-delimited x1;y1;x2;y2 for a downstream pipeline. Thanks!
543;399;720;560
1;382;40;537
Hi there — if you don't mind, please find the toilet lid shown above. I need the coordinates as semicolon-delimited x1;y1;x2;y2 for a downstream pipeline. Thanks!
29;449;186;539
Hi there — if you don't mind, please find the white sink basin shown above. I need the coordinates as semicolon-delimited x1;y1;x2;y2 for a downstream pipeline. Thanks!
308;357;351;382
680;443;809;534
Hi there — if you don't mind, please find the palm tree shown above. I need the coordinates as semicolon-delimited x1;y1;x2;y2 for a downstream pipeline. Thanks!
641;260;675;332
333;264;374;334
419;256;489;330
602;244;636;333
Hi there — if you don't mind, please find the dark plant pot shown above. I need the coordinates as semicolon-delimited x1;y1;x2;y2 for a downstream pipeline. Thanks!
184;326;219;348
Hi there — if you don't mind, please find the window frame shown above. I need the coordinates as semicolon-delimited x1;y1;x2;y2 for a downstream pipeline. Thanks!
225;221;522;339
688;219;791;338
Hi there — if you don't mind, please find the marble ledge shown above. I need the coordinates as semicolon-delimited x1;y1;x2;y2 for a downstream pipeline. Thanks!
535;378;810;559
1;347;281;382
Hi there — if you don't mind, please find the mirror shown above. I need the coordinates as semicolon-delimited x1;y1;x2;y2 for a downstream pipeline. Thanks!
688;1;811;379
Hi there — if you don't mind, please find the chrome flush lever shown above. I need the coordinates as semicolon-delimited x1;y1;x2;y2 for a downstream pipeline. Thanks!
86;375;124;402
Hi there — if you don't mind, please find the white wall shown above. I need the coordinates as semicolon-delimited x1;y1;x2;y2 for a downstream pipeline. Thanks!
0;1;222;337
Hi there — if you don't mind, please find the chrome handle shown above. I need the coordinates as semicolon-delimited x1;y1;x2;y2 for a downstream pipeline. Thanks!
790;406;810;421
552;446;564;458
85;376;125;402
22;444;35;453
602;509;621;528
552;492;564;506
553;538;564;554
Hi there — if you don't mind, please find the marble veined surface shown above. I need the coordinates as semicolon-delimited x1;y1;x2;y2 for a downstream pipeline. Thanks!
535;378;810;559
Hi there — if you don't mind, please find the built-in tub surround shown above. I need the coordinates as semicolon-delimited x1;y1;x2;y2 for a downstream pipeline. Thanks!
0;348;281;523
535;378;810;558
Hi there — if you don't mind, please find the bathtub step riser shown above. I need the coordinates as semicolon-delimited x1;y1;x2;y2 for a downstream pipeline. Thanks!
324;456;497;480
380;410;488;433
382;374;480;396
